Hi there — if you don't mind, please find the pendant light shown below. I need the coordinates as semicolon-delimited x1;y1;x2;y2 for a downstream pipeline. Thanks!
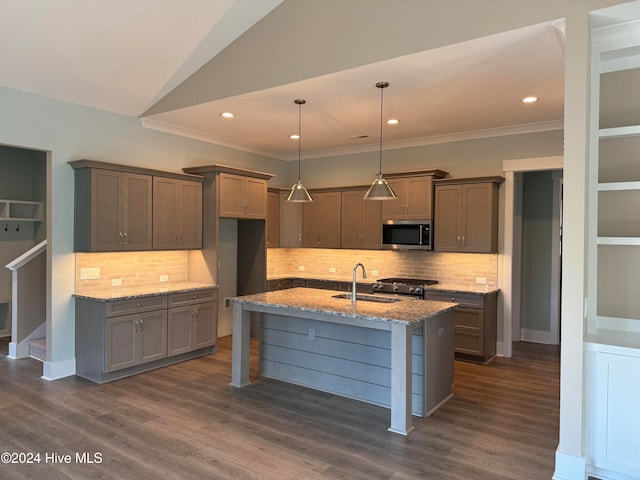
363;81;397;201
285;99;313;202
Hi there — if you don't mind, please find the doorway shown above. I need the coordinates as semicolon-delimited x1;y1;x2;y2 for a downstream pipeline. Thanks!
501;156;563;357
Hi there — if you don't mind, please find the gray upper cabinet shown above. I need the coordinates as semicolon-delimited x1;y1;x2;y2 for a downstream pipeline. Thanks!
69;160;204;252
381;170;448;220
434;177;502;253
153;177;203;250
219;172;267;219
341;189;381;249
73;167;153;252
303;191;341;248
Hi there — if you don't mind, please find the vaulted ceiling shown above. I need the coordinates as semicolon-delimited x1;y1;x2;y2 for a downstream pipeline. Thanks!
0;0;566;161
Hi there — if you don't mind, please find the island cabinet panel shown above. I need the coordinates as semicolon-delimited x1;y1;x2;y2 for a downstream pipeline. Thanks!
259;314;450;417
153;177;202;250
303;192;341;248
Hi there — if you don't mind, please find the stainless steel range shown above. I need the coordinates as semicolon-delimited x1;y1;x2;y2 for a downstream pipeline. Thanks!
371;277;438;298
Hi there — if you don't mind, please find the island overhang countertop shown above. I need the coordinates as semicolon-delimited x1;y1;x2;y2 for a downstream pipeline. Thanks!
230;287;457;436
230;287;456;327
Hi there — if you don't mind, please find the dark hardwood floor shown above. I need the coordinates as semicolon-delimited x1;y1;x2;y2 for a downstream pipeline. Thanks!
0;336;559;479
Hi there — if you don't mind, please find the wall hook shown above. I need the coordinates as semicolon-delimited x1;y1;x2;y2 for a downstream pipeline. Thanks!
3;224;7;232
16;224;20;232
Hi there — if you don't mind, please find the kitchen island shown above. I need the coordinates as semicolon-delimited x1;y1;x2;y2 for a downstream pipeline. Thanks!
230;288;456;435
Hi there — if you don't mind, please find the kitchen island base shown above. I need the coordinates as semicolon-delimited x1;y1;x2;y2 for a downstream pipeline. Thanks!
231;288;455;435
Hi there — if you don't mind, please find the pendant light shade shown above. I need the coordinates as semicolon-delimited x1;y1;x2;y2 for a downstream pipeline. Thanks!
364;81;397;201
285;99;313;203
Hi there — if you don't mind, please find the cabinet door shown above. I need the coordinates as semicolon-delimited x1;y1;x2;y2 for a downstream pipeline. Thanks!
122;173;153;250
303;196;324;247
461;183;496;253
138;309;167;364
105;313;137;372
192;302;216;349
153;177;180;249
362;195;382;249
167;306;194;356
91;169;123;251
321;192;342;248
341;190;364;248
434;184;463;252
244;177;267;218
178;180;202;249
405;176;433;218
280;193;303;247
266;191;280;247
381;179;407;219
219;173;245;217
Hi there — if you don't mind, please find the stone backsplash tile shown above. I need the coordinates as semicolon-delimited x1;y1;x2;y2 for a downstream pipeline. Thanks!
267;248;498;288
76;251;188;294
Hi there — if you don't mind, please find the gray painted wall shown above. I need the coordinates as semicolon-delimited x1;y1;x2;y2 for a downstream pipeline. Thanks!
521;170;554;333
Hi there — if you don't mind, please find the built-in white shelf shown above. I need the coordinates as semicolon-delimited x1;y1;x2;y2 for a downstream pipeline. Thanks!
0;199;43;222
600;125;640;139
598;181;640;191
598;237;640;245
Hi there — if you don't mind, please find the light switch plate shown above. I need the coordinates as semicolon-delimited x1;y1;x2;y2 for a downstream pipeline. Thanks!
159;274;169;282
371;270;379;276
476;277;487;284
111;278;122;287
298;265;305;271
329;267;336;273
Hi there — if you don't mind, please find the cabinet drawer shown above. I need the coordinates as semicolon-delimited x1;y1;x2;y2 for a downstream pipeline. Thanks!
168;289;217;307
454;307;484;332
426;291;484;309
106;295;167;317
305;280;339;290
455;330;484;356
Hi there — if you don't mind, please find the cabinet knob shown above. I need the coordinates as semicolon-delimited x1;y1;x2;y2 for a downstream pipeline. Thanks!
192;295;197;300
451;297;455;302
136;303;141;308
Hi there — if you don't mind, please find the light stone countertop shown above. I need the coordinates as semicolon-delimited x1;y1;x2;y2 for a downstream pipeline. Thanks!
74;282;217;301
231;287;456;326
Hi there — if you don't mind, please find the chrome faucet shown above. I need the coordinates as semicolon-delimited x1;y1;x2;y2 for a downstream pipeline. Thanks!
352;263;367;303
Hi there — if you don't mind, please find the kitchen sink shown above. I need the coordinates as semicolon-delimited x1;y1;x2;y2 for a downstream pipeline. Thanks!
331;293;401;303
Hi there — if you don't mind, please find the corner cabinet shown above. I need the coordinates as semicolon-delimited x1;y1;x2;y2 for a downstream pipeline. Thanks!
381;169;448;220
433;177;502;253
69;160;204;252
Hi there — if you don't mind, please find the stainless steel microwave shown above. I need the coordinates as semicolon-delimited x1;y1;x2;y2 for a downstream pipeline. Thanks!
381;220;432;250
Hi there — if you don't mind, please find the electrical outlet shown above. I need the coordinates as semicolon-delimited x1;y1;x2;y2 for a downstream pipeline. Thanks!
371;270;379;276
329;267;336;273
80;267;100;280
224;298;232;309
476;277;487;285
298;265;305;272
111;278;122;287
308;327;315;340
159;274;169;282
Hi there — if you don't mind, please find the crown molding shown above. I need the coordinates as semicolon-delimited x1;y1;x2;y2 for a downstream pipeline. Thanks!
141;117;563;162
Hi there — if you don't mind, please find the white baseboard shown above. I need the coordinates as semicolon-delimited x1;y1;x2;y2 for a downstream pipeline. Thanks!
42;358;76;381
553;451;586;480
521;328;553;344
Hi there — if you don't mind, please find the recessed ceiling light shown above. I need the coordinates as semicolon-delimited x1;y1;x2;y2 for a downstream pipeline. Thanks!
387;119;400;125
521;96;538;104
220;112;235;118
290;134;300;139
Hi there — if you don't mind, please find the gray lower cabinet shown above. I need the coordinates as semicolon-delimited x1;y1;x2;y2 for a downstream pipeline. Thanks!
105;309;167;372
425;290;497;363
76;288;217;383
